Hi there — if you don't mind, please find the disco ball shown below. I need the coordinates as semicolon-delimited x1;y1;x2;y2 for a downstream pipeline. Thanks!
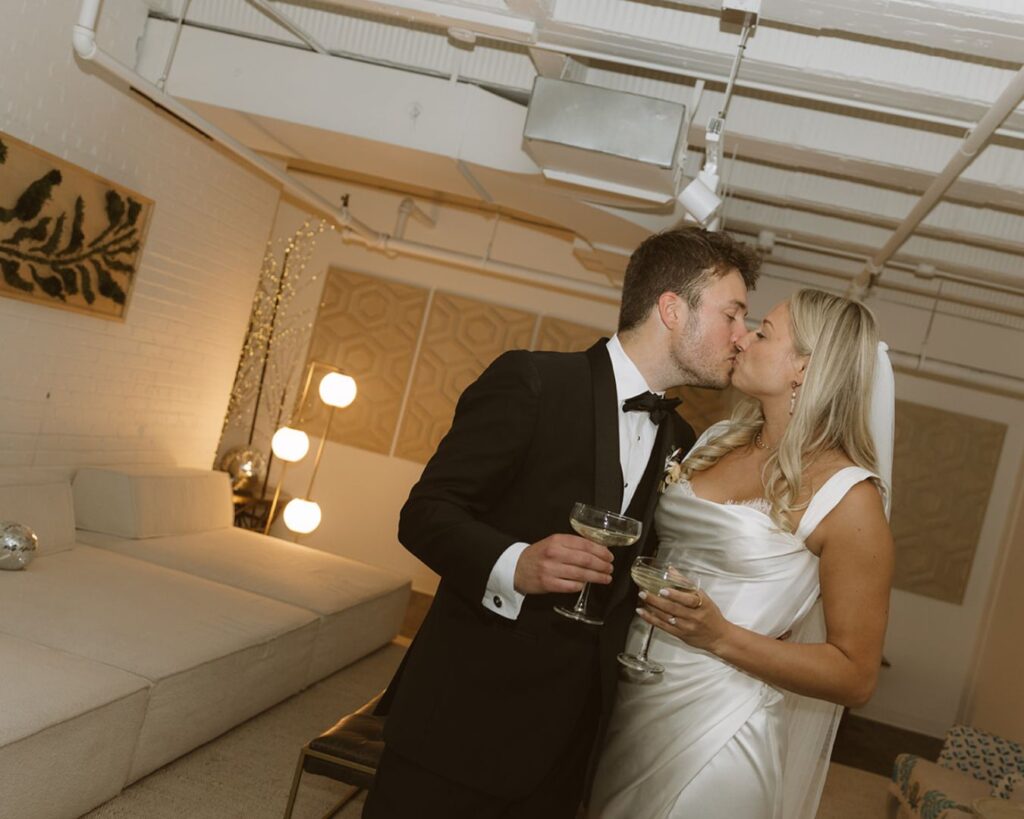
0;522;38;571
218;447;267;492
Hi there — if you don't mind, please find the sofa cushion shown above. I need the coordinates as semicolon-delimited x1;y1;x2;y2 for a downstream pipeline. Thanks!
0;545;315;681
0;633;150;819
0;481;76;557
75;527;412;688
76;525;408;615
0;631;148;747
73;466;233;538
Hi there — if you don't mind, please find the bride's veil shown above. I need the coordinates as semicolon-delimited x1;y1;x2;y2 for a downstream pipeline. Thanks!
781;341;895;819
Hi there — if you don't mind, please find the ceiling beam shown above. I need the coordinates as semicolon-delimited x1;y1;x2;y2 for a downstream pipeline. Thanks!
503;0;555;18
719;157;1024;256
652;0;1024;64
540;9;1024;136
310;0;538;42
722;200;1024;291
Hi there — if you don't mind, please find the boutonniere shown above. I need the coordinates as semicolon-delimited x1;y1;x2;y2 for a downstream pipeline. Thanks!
660;447;685;494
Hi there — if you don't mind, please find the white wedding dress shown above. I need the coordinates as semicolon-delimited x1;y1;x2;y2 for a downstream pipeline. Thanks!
590;423;882;819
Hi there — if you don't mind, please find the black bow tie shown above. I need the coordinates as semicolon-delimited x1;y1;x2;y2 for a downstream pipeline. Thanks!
622;391;681;426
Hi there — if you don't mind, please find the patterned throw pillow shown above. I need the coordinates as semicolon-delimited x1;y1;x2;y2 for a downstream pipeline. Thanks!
993;771;1024;800
938;725;1024;789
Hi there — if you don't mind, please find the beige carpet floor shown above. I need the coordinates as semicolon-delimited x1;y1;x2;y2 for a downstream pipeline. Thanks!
84;642;896;818
84;643;405;819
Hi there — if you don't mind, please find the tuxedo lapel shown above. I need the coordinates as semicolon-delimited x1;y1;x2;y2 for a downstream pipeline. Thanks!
586;340;623;513
604;420;674;613
629;419;674;551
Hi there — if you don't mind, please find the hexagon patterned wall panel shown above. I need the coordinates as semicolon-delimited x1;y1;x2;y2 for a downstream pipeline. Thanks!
299;269;428;453
535;316;610;353
394;292;535;463
890;400;1006;604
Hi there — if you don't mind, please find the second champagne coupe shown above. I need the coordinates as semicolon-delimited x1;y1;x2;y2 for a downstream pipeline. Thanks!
554;502;642;626
617;555;700;675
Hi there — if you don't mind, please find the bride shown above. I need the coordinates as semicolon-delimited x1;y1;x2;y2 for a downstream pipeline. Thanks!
589;288;895;819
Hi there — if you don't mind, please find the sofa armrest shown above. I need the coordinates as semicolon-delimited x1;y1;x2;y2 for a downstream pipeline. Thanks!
891;754;990;818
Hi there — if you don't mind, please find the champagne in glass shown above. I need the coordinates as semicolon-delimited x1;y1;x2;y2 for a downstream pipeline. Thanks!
618;556;700;675
554;502;642;626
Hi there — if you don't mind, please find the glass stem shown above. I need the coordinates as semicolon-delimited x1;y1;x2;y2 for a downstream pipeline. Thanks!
573;582;591;614
638;623;655;660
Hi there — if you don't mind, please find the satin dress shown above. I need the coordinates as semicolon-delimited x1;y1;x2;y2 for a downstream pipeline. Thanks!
590;433;877;819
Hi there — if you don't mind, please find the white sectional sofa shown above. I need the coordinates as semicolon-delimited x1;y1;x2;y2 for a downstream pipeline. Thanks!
0;466;410;819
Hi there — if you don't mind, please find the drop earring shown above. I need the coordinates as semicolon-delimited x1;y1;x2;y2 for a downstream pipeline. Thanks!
789;382;799;416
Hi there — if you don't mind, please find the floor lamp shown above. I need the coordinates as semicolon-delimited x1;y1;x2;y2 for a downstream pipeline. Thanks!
264;362;357;537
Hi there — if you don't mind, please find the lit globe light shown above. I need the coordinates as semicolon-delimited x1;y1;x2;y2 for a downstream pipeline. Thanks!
283;498;322;534
319;372;357;408
271;427;310;463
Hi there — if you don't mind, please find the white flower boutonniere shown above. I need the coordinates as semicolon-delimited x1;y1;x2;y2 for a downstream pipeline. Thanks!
660;447;685;494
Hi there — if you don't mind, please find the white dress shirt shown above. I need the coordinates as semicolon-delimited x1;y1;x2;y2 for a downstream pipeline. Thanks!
482;335;662;620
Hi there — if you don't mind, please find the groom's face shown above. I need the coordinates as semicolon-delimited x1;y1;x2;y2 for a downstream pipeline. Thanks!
669;269;748;389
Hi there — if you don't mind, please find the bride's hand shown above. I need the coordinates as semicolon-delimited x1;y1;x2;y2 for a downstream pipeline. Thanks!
636;586;732;654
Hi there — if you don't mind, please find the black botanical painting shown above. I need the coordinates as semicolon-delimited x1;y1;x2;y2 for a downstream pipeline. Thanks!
0;130;152;320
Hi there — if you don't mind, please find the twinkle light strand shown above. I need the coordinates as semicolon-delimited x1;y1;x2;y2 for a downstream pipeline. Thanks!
218;218;327;452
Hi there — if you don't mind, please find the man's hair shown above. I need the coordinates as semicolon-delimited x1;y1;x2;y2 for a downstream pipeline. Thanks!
617;227;762;332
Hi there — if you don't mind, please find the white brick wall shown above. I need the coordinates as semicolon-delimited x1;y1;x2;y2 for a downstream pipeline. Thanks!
0;0;280;470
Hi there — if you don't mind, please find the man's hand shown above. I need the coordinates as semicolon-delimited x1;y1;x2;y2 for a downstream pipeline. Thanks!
513;534;614;595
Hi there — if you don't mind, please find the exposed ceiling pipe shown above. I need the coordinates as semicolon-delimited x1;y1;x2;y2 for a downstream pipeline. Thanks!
73;0;379;242
73;0;620;305
848;62;1024;300
247;0;331;55
339;226;621;301
70;5;622;306
751;232;1024;298
272;0;1024;142
156;0;193;90
72;2;1024;400
312;0;537;42
887;350;1024;400
544;42;1024;142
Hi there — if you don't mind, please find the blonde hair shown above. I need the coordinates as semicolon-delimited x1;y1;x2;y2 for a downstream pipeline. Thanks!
682;289;880;532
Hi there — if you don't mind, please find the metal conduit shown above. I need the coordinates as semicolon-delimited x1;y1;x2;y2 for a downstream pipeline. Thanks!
71;1;1024;398
247;0;331;55
72;0;621;304
849;62;1024;298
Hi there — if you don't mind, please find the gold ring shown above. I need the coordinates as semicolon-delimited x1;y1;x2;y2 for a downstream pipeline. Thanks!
693;592;703;609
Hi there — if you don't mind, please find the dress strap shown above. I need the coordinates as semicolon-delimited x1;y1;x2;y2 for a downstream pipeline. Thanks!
796;467;879;542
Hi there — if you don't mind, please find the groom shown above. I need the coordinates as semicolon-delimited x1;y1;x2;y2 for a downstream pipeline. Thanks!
363;227;761;818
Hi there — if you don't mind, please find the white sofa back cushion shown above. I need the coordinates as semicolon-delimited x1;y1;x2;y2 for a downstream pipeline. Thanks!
0;482;76;557
73;466;233;538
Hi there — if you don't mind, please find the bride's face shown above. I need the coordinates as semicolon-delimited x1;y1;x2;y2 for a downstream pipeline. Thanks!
731;300;806;400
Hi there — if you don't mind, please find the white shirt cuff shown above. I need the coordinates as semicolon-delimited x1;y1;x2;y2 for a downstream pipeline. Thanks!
482;541;529;620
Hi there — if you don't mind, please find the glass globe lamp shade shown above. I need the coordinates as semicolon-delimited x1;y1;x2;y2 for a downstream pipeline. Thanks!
271;427;310;463
319;373;357;408
283;498;322;534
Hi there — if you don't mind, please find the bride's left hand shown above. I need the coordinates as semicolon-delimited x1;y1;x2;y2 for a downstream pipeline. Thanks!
636;586;731;654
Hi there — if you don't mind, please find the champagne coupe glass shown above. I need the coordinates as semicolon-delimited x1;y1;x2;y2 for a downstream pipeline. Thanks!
554;502;642;626
617;555;701;675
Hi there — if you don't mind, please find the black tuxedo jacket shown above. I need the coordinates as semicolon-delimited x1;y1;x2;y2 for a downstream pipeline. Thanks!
380;340;695;799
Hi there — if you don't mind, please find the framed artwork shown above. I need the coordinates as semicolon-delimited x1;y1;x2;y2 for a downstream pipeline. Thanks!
0;130;153;320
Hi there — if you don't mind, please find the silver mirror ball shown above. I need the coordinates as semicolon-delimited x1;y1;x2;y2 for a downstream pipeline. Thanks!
0;522;38;570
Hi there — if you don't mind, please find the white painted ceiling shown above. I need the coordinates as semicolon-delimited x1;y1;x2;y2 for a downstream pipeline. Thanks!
133;0;1024;376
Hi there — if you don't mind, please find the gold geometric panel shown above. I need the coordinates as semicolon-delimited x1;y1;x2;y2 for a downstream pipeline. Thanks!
535;316;609;353
298;269;429;454
669;386;737;438
394;292;535;464
890;400;1006;604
